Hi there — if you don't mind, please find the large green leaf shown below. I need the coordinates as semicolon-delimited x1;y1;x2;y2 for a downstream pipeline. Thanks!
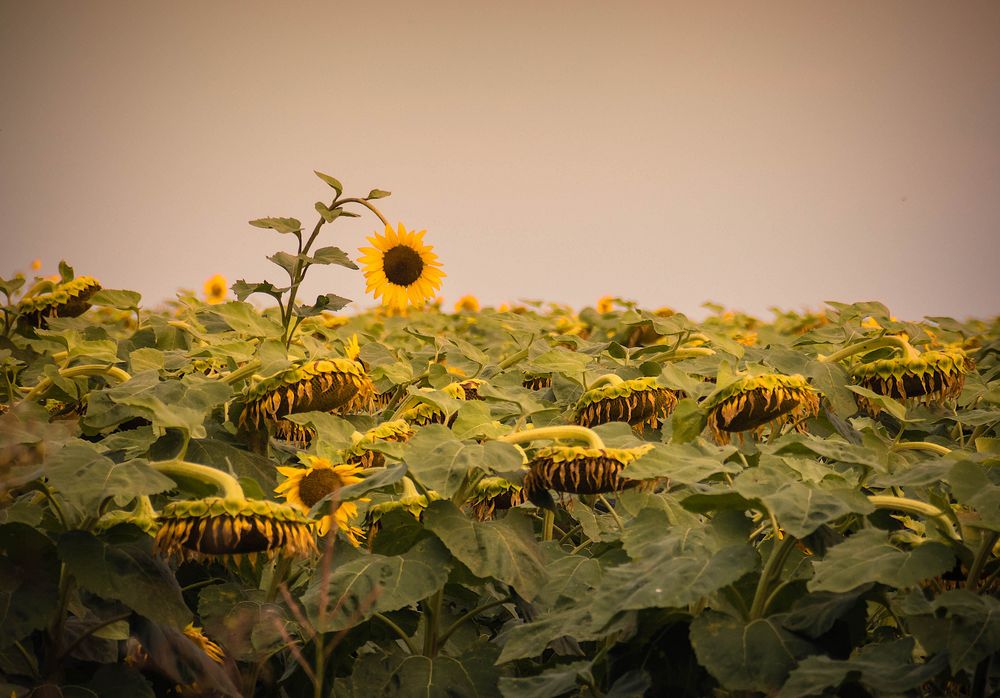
809;528;954;593
403;426;522;497
0;523;59;647
947;460;1000;531
350;645;500;697
57;530;191;628
621;442;740;485
499;660;592;698
423;501;547;600
302;537;452;632
690;610;815;693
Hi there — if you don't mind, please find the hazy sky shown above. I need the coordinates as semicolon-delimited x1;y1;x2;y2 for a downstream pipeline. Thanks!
2;1;998;320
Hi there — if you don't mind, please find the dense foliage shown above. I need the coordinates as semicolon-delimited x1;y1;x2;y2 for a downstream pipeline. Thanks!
1;183;998;697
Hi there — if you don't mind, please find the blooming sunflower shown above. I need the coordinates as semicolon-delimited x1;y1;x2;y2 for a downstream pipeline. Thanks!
703;373;820;445
574;376;677;431
851;348;973;414
596;296;615;314
275;456;366;545
454;295;480;313
203;274;228;304
522;444;653;508
359;223;444;311
154;497;316;562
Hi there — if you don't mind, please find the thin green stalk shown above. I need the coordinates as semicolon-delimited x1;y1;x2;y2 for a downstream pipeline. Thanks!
499;425;605;449
818;334;919;363
19;364;131;404
313;632;325;698
437;597;511;648
542;510;555;542
221;359;262;385
867;495;960;542
150;459;244;500
338;198;390;227
890;441;952;456
497;346;529;370
749;533;797;620
373;613;418;654
966;531;999;591
55;612;131;663
596;494;624;532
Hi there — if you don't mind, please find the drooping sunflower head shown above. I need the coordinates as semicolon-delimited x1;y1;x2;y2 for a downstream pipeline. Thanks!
454;295;480;313
17;275;102;329
275;456;366;545
240;359;375;435
343;419;414;469
364;485;441;541
359;223;444;311
851;348;973;414
457;378;486;400
522;444;653;507
396;382;467;426
203;274;228;304
154;497;316;561
703;373;820;444
522;373;553;391
467;477;526;521
575;377;677;431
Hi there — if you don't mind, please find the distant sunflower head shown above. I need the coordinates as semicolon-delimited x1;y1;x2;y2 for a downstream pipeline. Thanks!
575;377;677;431
454;295;480;313
852;348;973;414
522;444;653;507
596;296;615;314
183;624;225;664
522;373;553;391
275;456;366;545
397;382;467;426
704;373;820;445
154;497;316;561
203;274;228;304
240;359;375;436
17;275;102;329
467;477;525;521
364;489;441;541
344;419;414;469
359;223;444;311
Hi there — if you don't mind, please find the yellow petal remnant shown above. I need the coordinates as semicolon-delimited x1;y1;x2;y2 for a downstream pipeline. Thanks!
359;223;444;311
203;274;228;304
454;295;480;313
596;296;615;314
31;258;42;271
275;456;366;545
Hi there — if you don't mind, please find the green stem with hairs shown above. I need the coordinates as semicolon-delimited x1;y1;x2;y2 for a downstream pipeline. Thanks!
150;459;245;500
588;374;625;390
966;531;999;591
499;425;606;450
221;359;262;385
867;495;960;541
818;334;920;364
750;533;798;620
338;198;390;227
497;346;530;371
20;364;131;404
373;612;418;654
890;441;952;456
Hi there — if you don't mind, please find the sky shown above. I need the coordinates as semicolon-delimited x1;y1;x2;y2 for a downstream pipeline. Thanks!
2;1;998;321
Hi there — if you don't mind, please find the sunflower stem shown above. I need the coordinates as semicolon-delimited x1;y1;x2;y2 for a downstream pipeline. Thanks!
588;374;625;390
150;459;245;500
749;532;797;620
542;510;555;541
220;359;262;386
373;612;418;654
818;335;920;364
966;531;999;591
337;198;390;227
498;425;605;450
19;363;131;404
891;441;952;456
866;495;960;541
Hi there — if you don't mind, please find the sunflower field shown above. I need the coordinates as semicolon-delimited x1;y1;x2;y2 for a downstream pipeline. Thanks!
1;174;999;698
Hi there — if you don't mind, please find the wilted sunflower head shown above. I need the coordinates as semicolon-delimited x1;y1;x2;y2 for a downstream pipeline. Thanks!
522;373;553;391
364;489;441;541
17;275;102;329
523;444;653;507
203;274;227;304
275;456;365;545
154;497;316;561
704;373;820;445
343;419;414;469
397;382;467;426
454;295;480;313
359;223;444;311
851;348;973;414
240;358;375;434
575;377;677;431
467;477;525;520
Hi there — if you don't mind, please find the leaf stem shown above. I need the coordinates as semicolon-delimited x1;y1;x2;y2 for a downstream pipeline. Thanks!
966;531;999;591
373;612;418;654
436;597;511;648
749;532;797;620
19;364;131;404
338;198;390;227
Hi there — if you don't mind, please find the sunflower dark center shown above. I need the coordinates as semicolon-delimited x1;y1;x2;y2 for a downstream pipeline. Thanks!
383;245;424;286
299;469;344;508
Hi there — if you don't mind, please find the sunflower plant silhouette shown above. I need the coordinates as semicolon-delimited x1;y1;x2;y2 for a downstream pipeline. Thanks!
233;171;396;347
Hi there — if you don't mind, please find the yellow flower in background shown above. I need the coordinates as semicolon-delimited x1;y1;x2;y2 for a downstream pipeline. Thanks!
31;259;41;271
596;296;615;313
497;303;511;313
454;295;480;312
203;274;228;304
359;223;444;311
